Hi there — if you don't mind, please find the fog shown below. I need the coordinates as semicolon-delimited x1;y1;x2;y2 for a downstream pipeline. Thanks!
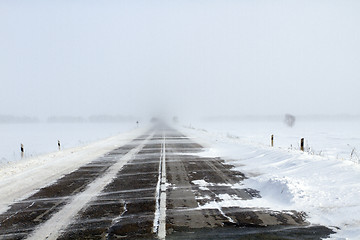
1;0;359;120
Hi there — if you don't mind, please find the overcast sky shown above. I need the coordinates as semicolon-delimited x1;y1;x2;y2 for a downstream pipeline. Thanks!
0;0;359;119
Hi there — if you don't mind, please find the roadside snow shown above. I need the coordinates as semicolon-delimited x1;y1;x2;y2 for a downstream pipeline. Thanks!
26;135;150;240
181;124;360;239
0;126;149;215
0;122;137;164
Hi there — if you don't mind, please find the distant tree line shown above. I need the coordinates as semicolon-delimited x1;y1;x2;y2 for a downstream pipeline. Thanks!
0;115;39;123
0;115;135;123
47;115;135;123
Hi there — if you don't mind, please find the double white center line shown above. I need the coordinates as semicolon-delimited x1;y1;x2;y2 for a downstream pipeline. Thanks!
153;132;167;239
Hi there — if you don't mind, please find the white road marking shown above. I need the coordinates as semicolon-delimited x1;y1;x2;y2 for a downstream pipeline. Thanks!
153;139;163;233
153;131;167;239
158;133;167;240
25;136;151;240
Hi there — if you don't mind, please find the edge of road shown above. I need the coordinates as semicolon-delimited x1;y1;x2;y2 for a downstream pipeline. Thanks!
26;133;153;240
0;125;151;215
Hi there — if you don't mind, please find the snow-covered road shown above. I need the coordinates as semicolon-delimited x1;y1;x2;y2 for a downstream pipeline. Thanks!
0;124;335;239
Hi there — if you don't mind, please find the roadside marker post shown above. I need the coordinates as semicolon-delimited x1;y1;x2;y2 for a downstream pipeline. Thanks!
300;138;305;151
21;144;24;158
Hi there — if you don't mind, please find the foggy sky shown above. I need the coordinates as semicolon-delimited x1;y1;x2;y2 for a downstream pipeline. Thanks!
1;0;359;119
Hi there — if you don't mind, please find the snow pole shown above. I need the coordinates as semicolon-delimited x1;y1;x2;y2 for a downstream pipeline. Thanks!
21;144;24;158
300;138;305;151
271;135;274;147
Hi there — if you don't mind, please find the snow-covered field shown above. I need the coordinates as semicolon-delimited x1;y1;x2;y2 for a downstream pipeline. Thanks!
0;122;138;164
182;119;360;239
186;119;360;162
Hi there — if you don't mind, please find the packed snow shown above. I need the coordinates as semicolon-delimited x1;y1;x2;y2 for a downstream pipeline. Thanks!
181;119;360;239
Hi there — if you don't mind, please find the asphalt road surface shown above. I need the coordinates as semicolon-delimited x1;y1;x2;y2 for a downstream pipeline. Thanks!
0;125;334;239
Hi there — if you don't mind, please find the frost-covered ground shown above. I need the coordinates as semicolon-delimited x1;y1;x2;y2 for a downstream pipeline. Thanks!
181;119;360;239
0;122;138;164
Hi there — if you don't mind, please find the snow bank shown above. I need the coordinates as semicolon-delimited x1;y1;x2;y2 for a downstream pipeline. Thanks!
181;124;360;239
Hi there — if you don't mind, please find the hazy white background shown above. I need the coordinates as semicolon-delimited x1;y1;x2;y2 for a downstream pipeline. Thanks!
1;0;359;119
1;3;360;238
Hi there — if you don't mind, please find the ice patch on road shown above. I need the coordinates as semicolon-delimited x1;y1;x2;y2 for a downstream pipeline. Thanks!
196;194;236;224
192;179;232;187
192;179;209;187
218;193;242;201
191;180;210;191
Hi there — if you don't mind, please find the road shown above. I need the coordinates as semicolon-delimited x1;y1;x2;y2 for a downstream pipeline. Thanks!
0;125;334;239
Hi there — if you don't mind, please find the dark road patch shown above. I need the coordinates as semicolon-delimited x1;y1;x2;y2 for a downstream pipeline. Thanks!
165;225;335;240
58;138;161;240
